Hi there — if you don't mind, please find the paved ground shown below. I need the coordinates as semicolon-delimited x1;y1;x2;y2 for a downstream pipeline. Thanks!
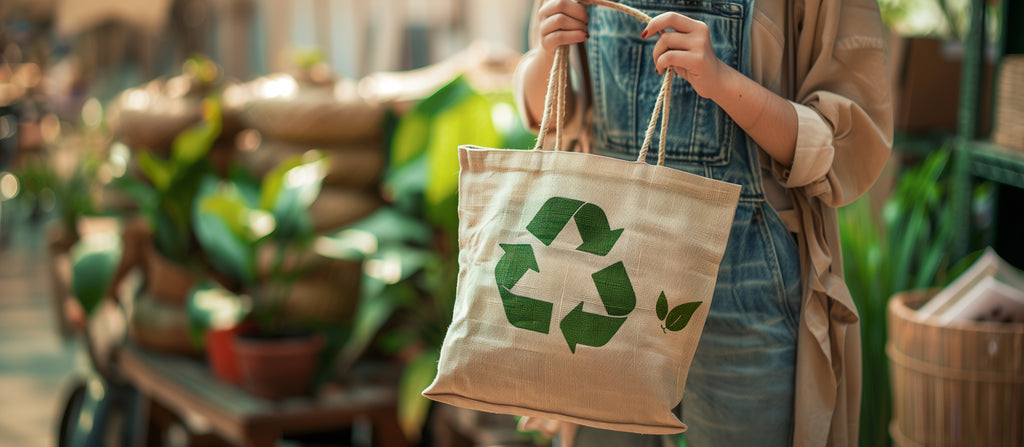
0;202;81;447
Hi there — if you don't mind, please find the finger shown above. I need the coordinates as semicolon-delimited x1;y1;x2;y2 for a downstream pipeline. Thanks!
540;30;589;50
538;8;589;50
654;50;700;75
651;32;696;63
538;0;589;24
641;12;703;39
539;12;588;37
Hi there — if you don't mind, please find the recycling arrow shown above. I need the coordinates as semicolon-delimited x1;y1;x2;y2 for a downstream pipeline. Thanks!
526;197;624;256
494;243;553;334
559;261;636;353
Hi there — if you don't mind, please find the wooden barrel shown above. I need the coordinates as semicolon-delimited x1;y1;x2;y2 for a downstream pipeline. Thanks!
887;290;1024;446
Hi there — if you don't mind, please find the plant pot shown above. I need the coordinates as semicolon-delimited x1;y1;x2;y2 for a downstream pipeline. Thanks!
234;331;326;399
205;322;253;385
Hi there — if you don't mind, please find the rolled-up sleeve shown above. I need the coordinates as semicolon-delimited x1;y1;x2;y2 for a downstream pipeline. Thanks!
772;102;835;187
780;0;894;208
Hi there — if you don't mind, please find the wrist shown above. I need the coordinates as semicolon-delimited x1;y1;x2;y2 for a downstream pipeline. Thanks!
704;60;741;105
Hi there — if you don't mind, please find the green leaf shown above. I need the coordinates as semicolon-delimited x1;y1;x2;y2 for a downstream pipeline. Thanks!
136;151;173;193
398;348;440;441
664;301;701;332
260;152;328;239
111;176;157;215
656;291;669;321
196;199;258;284
382;154;429;213
70;234;122;316
341;208;434;246
171;99;221;166
424;91;501;234
390;111;430;169
335;277;400;371
315;210;435;262
259;156;305;211
186;282;248;347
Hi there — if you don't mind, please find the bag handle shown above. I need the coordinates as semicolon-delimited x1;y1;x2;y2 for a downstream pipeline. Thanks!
533;0;675;167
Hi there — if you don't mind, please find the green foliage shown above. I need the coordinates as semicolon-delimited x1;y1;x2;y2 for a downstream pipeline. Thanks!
14;154;99;239
877;0;970;39
398;348;441;438
839;146;992;447
190;151;329;332
322;76;532;440
115;99;222;263
186;281;250;345
69;233;122;316
385;75;504;240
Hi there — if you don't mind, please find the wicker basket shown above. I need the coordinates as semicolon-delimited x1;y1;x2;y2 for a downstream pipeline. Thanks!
993;55;1024;150
887;290;1024;447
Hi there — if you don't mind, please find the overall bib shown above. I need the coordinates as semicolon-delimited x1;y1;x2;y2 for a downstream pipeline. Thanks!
576;1;802;445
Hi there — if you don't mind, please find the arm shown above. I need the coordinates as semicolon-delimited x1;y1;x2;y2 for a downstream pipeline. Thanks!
643;13;798;167
643;0;892;206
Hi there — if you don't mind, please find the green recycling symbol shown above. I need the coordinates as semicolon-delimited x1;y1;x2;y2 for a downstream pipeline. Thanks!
494;197;701;353
495;196;630;353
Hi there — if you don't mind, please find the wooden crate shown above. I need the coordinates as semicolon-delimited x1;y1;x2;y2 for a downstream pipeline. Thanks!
887;290;1024;447
993;55;1024;150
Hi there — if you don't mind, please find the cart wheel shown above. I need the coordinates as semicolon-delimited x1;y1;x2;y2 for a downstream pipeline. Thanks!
56;383;86;447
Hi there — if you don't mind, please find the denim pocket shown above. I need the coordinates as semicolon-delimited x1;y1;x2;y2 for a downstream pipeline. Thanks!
587;1;744;165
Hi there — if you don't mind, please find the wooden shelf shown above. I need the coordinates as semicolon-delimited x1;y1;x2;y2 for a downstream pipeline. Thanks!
117;344;408;447
966;140;1024;189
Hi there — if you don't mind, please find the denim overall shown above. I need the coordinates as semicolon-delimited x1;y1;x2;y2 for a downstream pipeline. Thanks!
575;1;802;445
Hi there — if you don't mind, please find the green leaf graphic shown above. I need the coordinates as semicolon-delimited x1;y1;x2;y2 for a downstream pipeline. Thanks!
656;291;668;321
664;301;702;332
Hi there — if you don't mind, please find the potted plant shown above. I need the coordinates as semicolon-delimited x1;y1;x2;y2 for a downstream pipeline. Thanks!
99;97;230;359
189;149;360;398
112;98;223;304
318;75;535;441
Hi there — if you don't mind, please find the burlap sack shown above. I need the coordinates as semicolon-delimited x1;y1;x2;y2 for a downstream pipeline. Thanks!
424;0;741;434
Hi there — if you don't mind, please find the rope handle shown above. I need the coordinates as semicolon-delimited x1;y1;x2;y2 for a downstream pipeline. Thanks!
533;0;676;167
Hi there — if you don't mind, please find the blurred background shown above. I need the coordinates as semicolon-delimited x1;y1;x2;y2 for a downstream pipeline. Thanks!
0;0;1022;446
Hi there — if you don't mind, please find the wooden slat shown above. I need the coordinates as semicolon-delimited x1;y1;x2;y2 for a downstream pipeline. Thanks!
117;343;406;446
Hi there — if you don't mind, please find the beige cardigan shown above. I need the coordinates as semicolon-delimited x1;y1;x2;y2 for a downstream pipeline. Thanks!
514;0;894;445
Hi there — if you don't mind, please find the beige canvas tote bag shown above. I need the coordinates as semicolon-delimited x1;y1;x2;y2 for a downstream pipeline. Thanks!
423;0;741;434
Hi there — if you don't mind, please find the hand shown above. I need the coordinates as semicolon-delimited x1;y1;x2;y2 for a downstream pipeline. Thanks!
538;0;589;53
642;12;727;99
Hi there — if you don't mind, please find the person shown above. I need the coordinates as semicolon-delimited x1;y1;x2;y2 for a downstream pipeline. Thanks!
513;0;893;446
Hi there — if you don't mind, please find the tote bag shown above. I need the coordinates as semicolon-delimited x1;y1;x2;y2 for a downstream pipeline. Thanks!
423;0;741;434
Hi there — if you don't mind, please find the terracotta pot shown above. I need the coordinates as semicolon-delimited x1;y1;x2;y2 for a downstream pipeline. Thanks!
234;331;326;399
205;322;254;385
